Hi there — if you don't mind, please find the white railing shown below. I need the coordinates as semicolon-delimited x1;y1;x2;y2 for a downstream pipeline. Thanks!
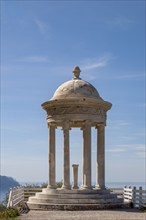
124;186;146;208
7;186;24;208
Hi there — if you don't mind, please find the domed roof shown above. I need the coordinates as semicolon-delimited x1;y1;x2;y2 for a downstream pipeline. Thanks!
51;66;102;100
51;79;101;100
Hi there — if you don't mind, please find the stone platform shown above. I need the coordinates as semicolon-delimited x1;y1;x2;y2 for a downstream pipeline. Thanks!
27;188;126;210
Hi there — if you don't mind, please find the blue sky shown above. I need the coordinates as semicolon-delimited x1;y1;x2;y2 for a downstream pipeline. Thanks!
1;1;145;184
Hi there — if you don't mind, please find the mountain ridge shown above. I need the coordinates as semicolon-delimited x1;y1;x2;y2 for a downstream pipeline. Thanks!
0;175;20;191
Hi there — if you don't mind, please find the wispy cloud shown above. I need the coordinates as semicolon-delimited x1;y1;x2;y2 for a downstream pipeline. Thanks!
78;54;114;81
113;72;145;80
106;148;126;153
34;18;49;34
107;120;130;129
106;16;134;30
136;152;146;159
15;55;50;63
136;103;146;108
107;144;146;158
81;54;113;71
94;71;145;81
127;144;146;159
78;53;144;82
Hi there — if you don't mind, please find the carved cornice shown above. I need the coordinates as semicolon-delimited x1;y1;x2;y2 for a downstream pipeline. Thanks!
41;98;112;112
47;106;106;118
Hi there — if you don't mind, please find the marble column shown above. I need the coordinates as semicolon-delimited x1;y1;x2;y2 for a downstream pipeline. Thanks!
62;122;71;189
48;123;56;189
95;124;105;189
72;164;79;189
82;121;92;189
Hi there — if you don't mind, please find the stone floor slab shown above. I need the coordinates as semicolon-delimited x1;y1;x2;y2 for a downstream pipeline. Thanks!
19;209;146;220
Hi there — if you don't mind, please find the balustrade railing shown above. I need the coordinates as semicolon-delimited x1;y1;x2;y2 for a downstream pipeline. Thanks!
124;186;146;208
7;186;24;208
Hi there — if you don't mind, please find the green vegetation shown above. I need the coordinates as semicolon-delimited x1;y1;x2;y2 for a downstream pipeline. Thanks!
139;205;146;212
0;204;19;219
0;216;18;219
0;200;19;219
56;181;63;188
24;181;63;188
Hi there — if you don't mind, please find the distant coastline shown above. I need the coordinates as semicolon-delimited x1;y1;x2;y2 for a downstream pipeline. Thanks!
19;181;146;189
106;181;146;190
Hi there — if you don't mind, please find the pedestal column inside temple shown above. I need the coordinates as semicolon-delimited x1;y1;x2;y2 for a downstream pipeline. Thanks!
48;123;56;189
62;122;71;189
96;124;105;189
72;164;79;189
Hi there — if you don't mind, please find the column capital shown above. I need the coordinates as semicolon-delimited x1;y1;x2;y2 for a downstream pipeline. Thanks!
72;164;79;168
95;123;105;129
62;121;71;131
48;122;57;129
81;120;92;130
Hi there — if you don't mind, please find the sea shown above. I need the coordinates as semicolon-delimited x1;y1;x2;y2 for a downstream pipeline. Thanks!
0;181;145;203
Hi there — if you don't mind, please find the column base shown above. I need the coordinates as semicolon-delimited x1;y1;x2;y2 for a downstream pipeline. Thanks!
61;185;71;190
81;185;92;190
72;186;79;190
47;185;57;189
94;185;106;190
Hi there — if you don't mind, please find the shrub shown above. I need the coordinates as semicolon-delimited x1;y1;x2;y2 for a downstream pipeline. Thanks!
0;203;6;211
139;205;146;212
41;182;47;188
0;208;19;219
129;202;134;208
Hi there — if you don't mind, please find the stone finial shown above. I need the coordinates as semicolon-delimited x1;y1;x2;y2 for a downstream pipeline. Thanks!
72;66;81;79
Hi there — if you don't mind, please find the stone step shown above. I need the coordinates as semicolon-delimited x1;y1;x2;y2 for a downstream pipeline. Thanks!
27;202;128;211
27;188;124;211
35;192;117;199
42;188;111;195
28;197;123;204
